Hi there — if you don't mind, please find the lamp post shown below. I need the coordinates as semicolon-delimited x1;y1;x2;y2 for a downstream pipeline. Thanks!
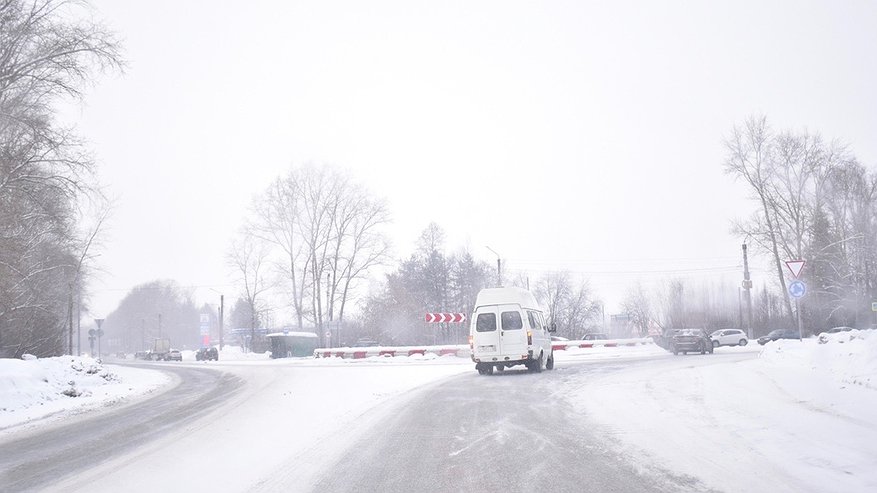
485;246;502;288
209;288;225;350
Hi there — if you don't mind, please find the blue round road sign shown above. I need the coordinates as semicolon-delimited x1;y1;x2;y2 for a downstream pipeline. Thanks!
788;280;806;299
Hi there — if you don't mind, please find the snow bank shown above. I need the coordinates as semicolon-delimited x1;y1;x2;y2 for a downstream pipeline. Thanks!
0;356;170;431
218;345;271;361
761;329;877;389
555;342;671;361
567;329;877;493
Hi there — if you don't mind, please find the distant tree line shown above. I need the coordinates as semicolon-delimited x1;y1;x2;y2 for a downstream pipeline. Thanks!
357;223;604;345
100;280;201;352
357;223;493;345
621;279;739;336
0;1;120;358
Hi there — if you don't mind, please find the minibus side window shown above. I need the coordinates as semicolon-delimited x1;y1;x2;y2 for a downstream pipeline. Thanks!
476;313;497;332
528;311;543;331
501;311;523;330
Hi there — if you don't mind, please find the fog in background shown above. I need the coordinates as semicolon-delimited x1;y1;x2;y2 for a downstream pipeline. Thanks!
58;0;877;321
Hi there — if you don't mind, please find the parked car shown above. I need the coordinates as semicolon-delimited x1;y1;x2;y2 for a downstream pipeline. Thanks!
195;347;219;361
582;333;608;340
823;326;854;334
670;329;713;355
757;329;799;345
709;329;749;348
354;338;380;347
166;349;182;361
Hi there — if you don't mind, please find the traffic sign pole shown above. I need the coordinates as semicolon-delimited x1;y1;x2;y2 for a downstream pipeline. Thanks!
872;301;877;329
787;281;806;340
796;298;803;341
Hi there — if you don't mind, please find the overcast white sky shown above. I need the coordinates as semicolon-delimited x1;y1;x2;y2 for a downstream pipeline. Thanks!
62;0;877;322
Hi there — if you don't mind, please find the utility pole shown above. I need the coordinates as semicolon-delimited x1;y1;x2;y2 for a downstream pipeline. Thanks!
67;287;73;355
486;246;502;288
738;288;743;329
742;244;753;339
77;297;81;356
327;272;334;348
219;294;224;350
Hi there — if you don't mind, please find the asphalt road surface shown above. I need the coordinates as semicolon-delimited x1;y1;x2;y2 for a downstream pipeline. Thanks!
312;357;718;493
0;364;241;492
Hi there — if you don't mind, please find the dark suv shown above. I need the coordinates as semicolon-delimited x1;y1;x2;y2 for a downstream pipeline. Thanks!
757;329;799;345
195;347;219;361
670;329;713;355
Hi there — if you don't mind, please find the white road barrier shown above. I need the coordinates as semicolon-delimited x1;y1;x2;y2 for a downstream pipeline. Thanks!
313;338;655;359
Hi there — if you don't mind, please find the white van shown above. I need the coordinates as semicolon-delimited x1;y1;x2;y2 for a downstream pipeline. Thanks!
469;287;556;375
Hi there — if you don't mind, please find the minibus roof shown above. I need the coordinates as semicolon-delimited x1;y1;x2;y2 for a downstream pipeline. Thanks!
474;287;541;310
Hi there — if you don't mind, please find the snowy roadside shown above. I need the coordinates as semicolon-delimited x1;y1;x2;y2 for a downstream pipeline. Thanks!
0;356;171;433
566;330;877;493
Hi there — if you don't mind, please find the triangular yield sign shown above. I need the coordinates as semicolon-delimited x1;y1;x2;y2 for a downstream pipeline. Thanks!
785;260;805;278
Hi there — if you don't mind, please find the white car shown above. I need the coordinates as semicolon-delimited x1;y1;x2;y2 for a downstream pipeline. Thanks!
710;329;748;347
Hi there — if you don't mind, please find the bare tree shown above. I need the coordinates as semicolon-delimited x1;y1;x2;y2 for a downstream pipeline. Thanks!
533;271;600;338
327;185;390;324
227;231;272;351
725;116;795;320
0;0;121;357
248;164;390;346
621;282;652;336
725;116;875;332
534;271;570;330
251;176;310;329
655;278;686;330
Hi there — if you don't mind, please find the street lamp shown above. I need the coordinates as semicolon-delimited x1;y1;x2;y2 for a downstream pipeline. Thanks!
208;288;225;350
485;246;502;287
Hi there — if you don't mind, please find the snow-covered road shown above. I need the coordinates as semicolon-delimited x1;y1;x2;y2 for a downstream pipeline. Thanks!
310;357;710;493
2;330;875;492
1;364;242;491
47;358;473;492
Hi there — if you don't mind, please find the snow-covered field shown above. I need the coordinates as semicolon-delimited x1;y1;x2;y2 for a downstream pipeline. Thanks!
2;332;875;492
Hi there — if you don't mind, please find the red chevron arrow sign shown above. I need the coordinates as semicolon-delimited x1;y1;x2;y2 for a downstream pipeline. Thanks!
425;313;466;323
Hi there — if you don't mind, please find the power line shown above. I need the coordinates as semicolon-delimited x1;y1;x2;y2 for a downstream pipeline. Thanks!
505;264;742;276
